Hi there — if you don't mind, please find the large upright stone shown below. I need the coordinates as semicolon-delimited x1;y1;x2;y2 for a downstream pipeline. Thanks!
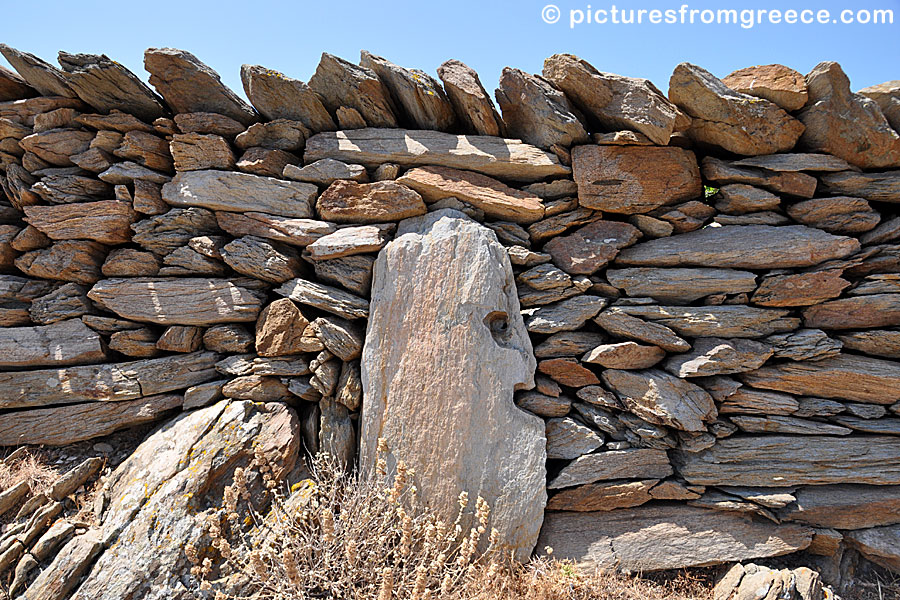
668;62;804;155
144;47;258;126
361;209;546;561
307;52;398;128
0;44;76;98
239;64;335;132
798;62;900;169
304;128;569;182
0;64;36;101
860;80;900;132
722;64;809;111
437;59;504;136
57;52;166;122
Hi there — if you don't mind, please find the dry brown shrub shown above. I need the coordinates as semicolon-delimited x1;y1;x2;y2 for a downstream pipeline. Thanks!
0;449;58;496
192;443;714;600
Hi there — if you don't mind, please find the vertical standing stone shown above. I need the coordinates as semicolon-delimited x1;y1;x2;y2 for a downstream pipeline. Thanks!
361;209;546;561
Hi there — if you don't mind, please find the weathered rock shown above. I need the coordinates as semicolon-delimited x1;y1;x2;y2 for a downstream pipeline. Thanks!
665;338;773;378
819;170;900;204
173;112;245;137
615;304;798;338
702;157;817;199
594;308;691;352
538;358;600;387
240;63;335;132
516;391;571;417
67;400;297;599
675;435;900;486
582;342;665;370
732;153;855;173
616;225;858;269
31;173;112;205
216;211;335;246
0;393;183;446
16;241;107;285
57;51;166;122
538;505;812;571
722;64;809;111
19;128;93;166
108;327;159;358
653;200;716;234
169;132;235;171
765;329;842;361
233;119;308;152
608;267;756;304
88;278;262;325
845;526;900;573
798;62;900;169
669;62;804;155
731;415;851;436
284;158;367;186
312;316;364;361
602;369;716;432
0;44;76;98
222;375;290;402
548;449;672;489
802;294;900;329
304;128;569;182
545;417;603;460
524;295;607;334
717;387;800;416
837;330;900;359
359;209;544;561
715;184;781;215
162;170;316;218
158;245;225;276
201;324;253;353
156;325;202;353
28;282;92;325
436;59;504;136
276;277;369;319
0;318;104;368
787;196;880;234
572;145;701;214
311;254;375;297
713;213;790;226
316;179;426;223
132;208;220;257
307;53;398;128
532;332;605;360
860;80;900;131
305;225;392;260
221;235;301;283
360;51;455;131
0;64;35;101
547;479;656;512
494;67;587;150
144;47;257;125
24;201;138;245
752;271;850;307
101;248;160;277
98;161;170;185
182;379;225;410
543;54;681;145
544;220;641;275
132;180;167;215
779;485;900;530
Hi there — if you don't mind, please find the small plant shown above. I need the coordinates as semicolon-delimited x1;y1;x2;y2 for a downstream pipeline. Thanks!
703;185;720;199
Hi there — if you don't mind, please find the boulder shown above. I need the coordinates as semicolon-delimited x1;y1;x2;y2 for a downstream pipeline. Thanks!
722;64;808;111
304;128;569;182
360;51;455;131
669;62;804;155
436;59;504;136
87;278;262;325
859;79;900;132
741;354;900;405
494;67;588;149
360;209;546;562
798;62;900;168
616;224;859;269
397;166;544;223
239;63;335;132
543;53;681;145
317;180;426;223
307;52;398;128
572;145;701;214
537;505;812;571
144;47;257;125
162;170;317;218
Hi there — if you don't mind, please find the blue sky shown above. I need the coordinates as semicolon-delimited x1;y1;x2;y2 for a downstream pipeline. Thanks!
1;0;898;104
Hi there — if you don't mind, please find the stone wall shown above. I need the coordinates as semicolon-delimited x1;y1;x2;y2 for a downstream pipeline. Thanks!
1;43;900;595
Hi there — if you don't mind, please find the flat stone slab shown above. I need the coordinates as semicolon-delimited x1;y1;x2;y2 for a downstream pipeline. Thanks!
0;318;105;369
304;128;570;182
162;170;317;218
537;505;812;572
360;209;546;561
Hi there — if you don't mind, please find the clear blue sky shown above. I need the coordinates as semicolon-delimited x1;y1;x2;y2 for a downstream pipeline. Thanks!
1;0;898;104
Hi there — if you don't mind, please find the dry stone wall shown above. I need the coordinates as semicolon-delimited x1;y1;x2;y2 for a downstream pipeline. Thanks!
0;43;899;596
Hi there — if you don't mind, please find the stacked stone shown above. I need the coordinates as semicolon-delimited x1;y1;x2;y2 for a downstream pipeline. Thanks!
0;42;898;597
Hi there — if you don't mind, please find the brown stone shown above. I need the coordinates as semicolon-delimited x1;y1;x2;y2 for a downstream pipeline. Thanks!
608;267;757;304
715;184;781;214
113;130;172;172
722;64;809;111
316;179;426;224
582;342;665;370
664;337;773;378
169;133;235;171
235;147;296;177
572;145;701;214
307;52;398;128
702;156;817;199
669;62;805;155
838;330;900;359
19;128;93;166
548;449;673;489
802;294;900;329
615;304;798;338
547;479;656;512
752;271;850;307
779;485;900;530
602;369;716;432
162;170;316;218
0;318;105;368
538;358;600;387
305;225;392;260
239;63;335;132
545;417;604;460
787;196;880;234
845;526;900;573
594;309;691;352
172;112;245;137
544;220;641;275
108;327;160;357
397;166;544;224
24;201;138;245
437;59;504;136
15;241;107;285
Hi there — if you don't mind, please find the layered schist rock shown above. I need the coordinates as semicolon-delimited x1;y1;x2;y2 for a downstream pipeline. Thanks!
361;210;546;562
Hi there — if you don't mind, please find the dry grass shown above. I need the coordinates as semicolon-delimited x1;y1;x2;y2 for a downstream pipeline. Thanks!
0;449;58;496
192;444;714;600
